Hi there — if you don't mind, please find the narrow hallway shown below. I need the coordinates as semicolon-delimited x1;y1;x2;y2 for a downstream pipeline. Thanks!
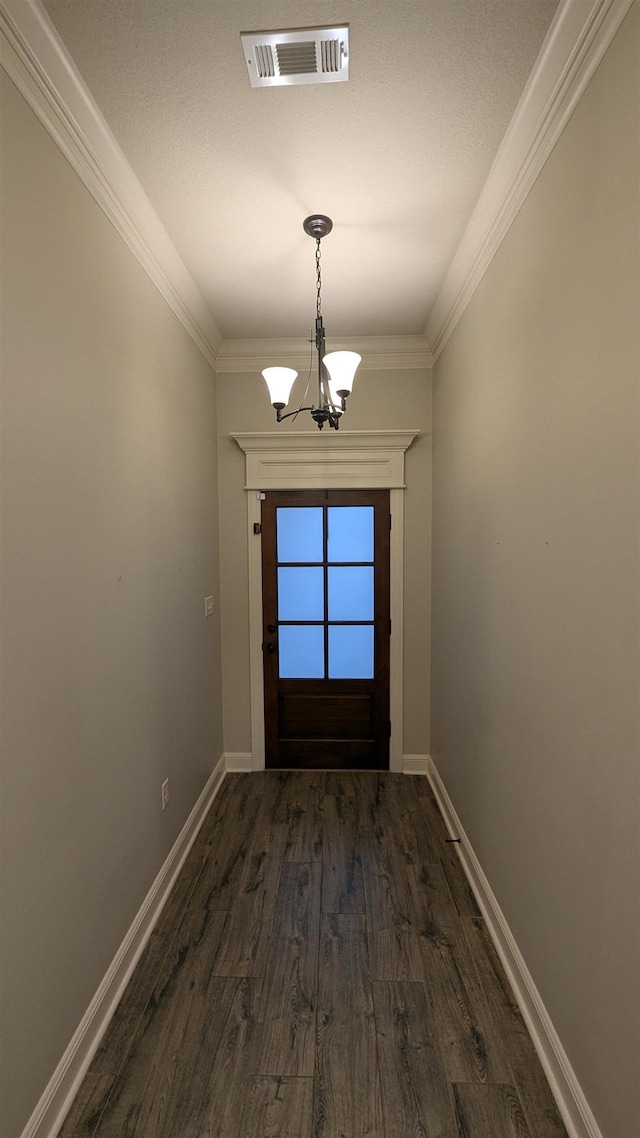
60;772;568;1137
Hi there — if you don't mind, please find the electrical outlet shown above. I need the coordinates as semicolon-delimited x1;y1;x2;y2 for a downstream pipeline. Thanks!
204;595;214;618
161;778;170;810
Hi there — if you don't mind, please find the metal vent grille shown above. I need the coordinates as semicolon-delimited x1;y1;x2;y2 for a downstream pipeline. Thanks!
321;39;342;74
276;41;317;76
253;43;275;80
241;26;349;88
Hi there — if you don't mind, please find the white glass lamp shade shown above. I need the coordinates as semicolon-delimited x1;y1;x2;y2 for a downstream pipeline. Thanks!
323;351;361;397
262;366;298;409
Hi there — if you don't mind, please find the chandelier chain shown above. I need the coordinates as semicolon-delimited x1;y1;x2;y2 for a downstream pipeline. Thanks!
315;237;322;320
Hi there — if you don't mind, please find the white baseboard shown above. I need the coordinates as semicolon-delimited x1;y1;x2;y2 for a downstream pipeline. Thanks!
223;752;253;772
402;753;430;775
427;757;602;1138
21;754;227;1138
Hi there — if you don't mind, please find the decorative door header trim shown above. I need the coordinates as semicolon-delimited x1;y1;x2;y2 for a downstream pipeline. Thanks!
232;431;419;491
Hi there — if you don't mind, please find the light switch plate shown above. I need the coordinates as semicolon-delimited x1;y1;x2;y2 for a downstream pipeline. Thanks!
204;596;214;618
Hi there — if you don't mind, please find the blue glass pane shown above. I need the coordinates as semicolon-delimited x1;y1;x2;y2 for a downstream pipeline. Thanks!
327;507;374;563
279;625;325;678
328;625;374;679
278;567;324;621
277;507;323;563
328;567;374;621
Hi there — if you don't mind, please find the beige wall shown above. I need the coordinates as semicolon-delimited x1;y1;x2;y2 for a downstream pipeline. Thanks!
0;72;223;1136
216;366;432;759
430;7;639;1138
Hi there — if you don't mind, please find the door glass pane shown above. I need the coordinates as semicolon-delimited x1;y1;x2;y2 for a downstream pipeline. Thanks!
327;506;374;563
279;625;325;678
328;625;374;679
278;567;324;621
277;507;323;563
328;567;374;621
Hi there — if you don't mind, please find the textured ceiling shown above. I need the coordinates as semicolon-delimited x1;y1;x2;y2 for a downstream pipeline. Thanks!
40;0;559;343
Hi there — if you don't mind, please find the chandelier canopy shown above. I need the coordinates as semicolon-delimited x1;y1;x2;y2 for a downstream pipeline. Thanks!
262;215;361;430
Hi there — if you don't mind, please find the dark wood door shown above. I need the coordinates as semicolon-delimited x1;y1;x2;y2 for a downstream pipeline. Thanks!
261;489;390;770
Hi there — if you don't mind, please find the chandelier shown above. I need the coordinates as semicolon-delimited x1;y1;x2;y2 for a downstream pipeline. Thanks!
262;215;361;430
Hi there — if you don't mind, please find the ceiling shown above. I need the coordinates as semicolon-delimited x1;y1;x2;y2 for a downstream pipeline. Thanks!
39;0;560;346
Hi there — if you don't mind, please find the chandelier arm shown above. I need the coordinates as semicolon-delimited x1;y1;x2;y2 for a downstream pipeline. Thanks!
276;406;316;423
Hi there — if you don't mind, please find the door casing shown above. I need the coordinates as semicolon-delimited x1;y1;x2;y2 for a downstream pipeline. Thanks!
232;430;418;772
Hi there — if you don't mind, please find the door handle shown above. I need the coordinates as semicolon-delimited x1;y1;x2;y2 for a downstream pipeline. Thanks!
264;642;277;653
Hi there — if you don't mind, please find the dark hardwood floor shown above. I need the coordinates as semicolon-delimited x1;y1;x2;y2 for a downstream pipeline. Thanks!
59;772;569;1137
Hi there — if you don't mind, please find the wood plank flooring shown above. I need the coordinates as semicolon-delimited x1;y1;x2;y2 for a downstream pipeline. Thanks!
59;772;569;1138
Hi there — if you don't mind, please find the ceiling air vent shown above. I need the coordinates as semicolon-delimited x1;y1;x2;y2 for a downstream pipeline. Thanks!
241;26;349;88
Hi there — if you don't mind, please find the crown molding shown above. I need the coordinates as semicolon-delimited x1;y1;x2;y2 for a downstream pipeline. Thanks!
426;0;635;361
0;0;222;368
215;335;433;373
3;0;629;374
